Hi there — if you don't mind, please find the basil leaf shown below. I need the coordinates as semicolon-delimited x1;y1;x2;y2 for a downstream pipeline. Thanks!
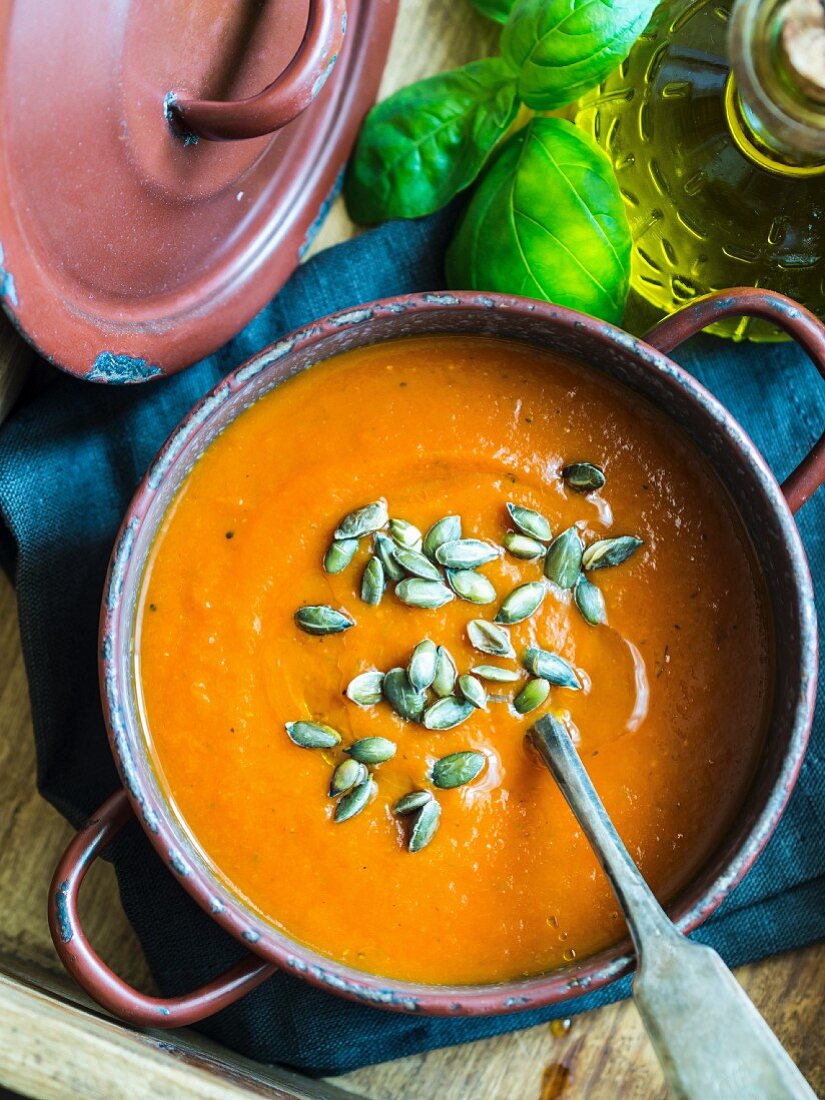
346;59;519;223
468;0;518;24
501;0;657;110
445;118;631;324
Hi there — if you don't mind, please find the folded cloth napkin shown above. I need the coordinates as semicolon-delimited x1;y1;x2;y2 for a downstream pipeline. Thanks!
0;208;822;1077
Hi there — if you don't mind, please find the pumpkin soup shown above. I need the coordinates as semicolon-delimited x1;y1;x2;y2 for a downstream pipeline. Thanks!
135;335;771;985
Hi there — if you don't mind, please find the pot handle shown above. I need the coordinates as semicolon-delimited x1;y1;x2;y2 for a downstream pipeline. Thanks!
644;288;825;515
48;788;275;1027
166;0;347;142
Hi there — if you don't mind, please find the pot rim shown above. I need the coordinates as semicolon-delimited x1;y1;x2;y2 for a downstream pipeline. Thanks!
98;290;818;1016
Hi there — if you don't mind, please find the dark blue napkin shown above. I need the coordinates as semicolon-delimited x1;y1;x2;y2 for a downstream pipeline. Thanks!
0;208;822;1077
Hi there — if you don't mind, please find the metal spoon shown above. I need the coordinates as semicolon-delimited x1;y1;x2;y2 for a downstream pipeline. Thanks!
530;715;816;1100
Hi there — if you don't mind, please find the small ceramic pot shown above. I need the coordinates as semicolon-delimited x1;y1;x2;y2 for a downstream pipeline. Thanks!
48;288;825;1027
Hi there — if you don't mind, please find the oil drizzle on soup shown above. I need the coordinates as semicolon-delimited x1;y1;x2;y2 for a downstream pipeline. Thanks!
135;336;771;985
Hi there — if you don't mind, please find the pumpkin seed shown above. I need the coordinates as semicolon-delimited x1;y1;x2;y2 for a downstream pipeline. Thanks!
395;547;443;581
389;518;422;551
334;499;388;540
360;556;385;606
495;581;546;625
422;514;461;561
432;750;486;789
467;618;515;658
435;539;500;569
423;696;475;730
384;667;427;721
544;527;584;589
562;462;605;493
345;669;385;707
504;532;545;560
506;502;552;542
582;536;644;571
286;721;341;749
323;537;359;574
513;677;551;715
408;639;438;691
408;799;442;852
574;575;607;625
432;645;458;697
334;778;376;823
329;758;368;797
521;647;581;690
294;605;355;636
471;664;522;683
346;736;397;764
393;790;434;816
373;532;405;582
395;578;454;609
458;673;487;710
447;569;496;605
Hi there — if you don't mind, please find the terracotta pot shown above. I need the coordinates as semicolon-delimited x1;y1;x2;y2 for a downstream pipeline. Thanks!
48;288;825;1026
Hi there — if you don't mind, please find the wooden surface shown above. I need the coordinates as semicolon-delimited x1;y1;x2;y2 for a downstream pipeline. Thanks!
0;960;355;1100
0;2;822;1098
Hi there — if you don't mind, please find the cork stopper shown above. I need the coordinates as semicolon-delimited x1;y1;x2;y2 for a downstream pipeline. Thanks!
780;0;825;103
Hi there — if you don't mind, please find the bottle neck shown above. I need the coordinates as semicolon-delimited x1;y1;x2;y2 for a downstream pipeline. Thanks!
728;0;825;176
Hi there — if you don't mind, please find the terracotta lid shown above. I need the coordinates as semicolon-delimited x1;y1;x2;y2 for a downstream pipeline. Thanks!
0;0;395;382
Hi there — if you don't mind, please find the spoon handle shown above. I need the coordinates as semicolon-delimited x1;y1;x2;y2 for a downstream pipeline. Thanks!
531;716;816;1100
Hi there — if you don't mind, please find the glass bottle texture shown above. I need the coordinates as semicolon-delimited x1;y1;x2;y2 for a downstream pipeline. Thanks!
574;0;825;340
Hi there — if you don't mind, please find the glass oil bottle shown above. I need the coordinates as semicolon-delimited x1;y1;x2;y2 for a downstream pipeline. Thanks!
574;0;825;340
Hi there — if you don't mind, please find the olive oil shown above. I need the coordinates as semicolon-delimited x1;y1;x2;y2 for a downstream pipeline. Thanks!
574;0;825;340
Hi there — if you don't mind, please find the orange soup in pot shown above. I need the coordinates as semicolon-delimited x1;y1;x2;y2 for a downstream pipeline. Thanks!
135;335;771;985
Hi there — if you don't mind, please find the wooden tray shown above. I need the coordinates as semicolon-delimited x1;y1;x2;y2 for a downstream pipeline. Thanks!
0;3;823;1095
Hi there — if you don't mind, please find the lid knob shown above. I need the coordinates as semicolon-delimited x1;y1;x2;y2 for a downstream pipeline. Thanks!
167;0;347;141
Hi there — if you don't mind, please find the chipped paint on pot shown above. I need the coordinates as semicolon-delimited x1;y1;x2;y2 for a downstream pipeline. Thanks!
0;242;18;308
88;353;163;383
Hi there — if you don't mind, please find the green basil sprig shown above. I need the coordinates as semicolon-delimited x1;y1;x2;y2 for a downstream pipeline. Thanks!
346;2;656;226
346;59;519;223
446;118;631;324
345;0;653;320
467;0;518;25
501;0;658;109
